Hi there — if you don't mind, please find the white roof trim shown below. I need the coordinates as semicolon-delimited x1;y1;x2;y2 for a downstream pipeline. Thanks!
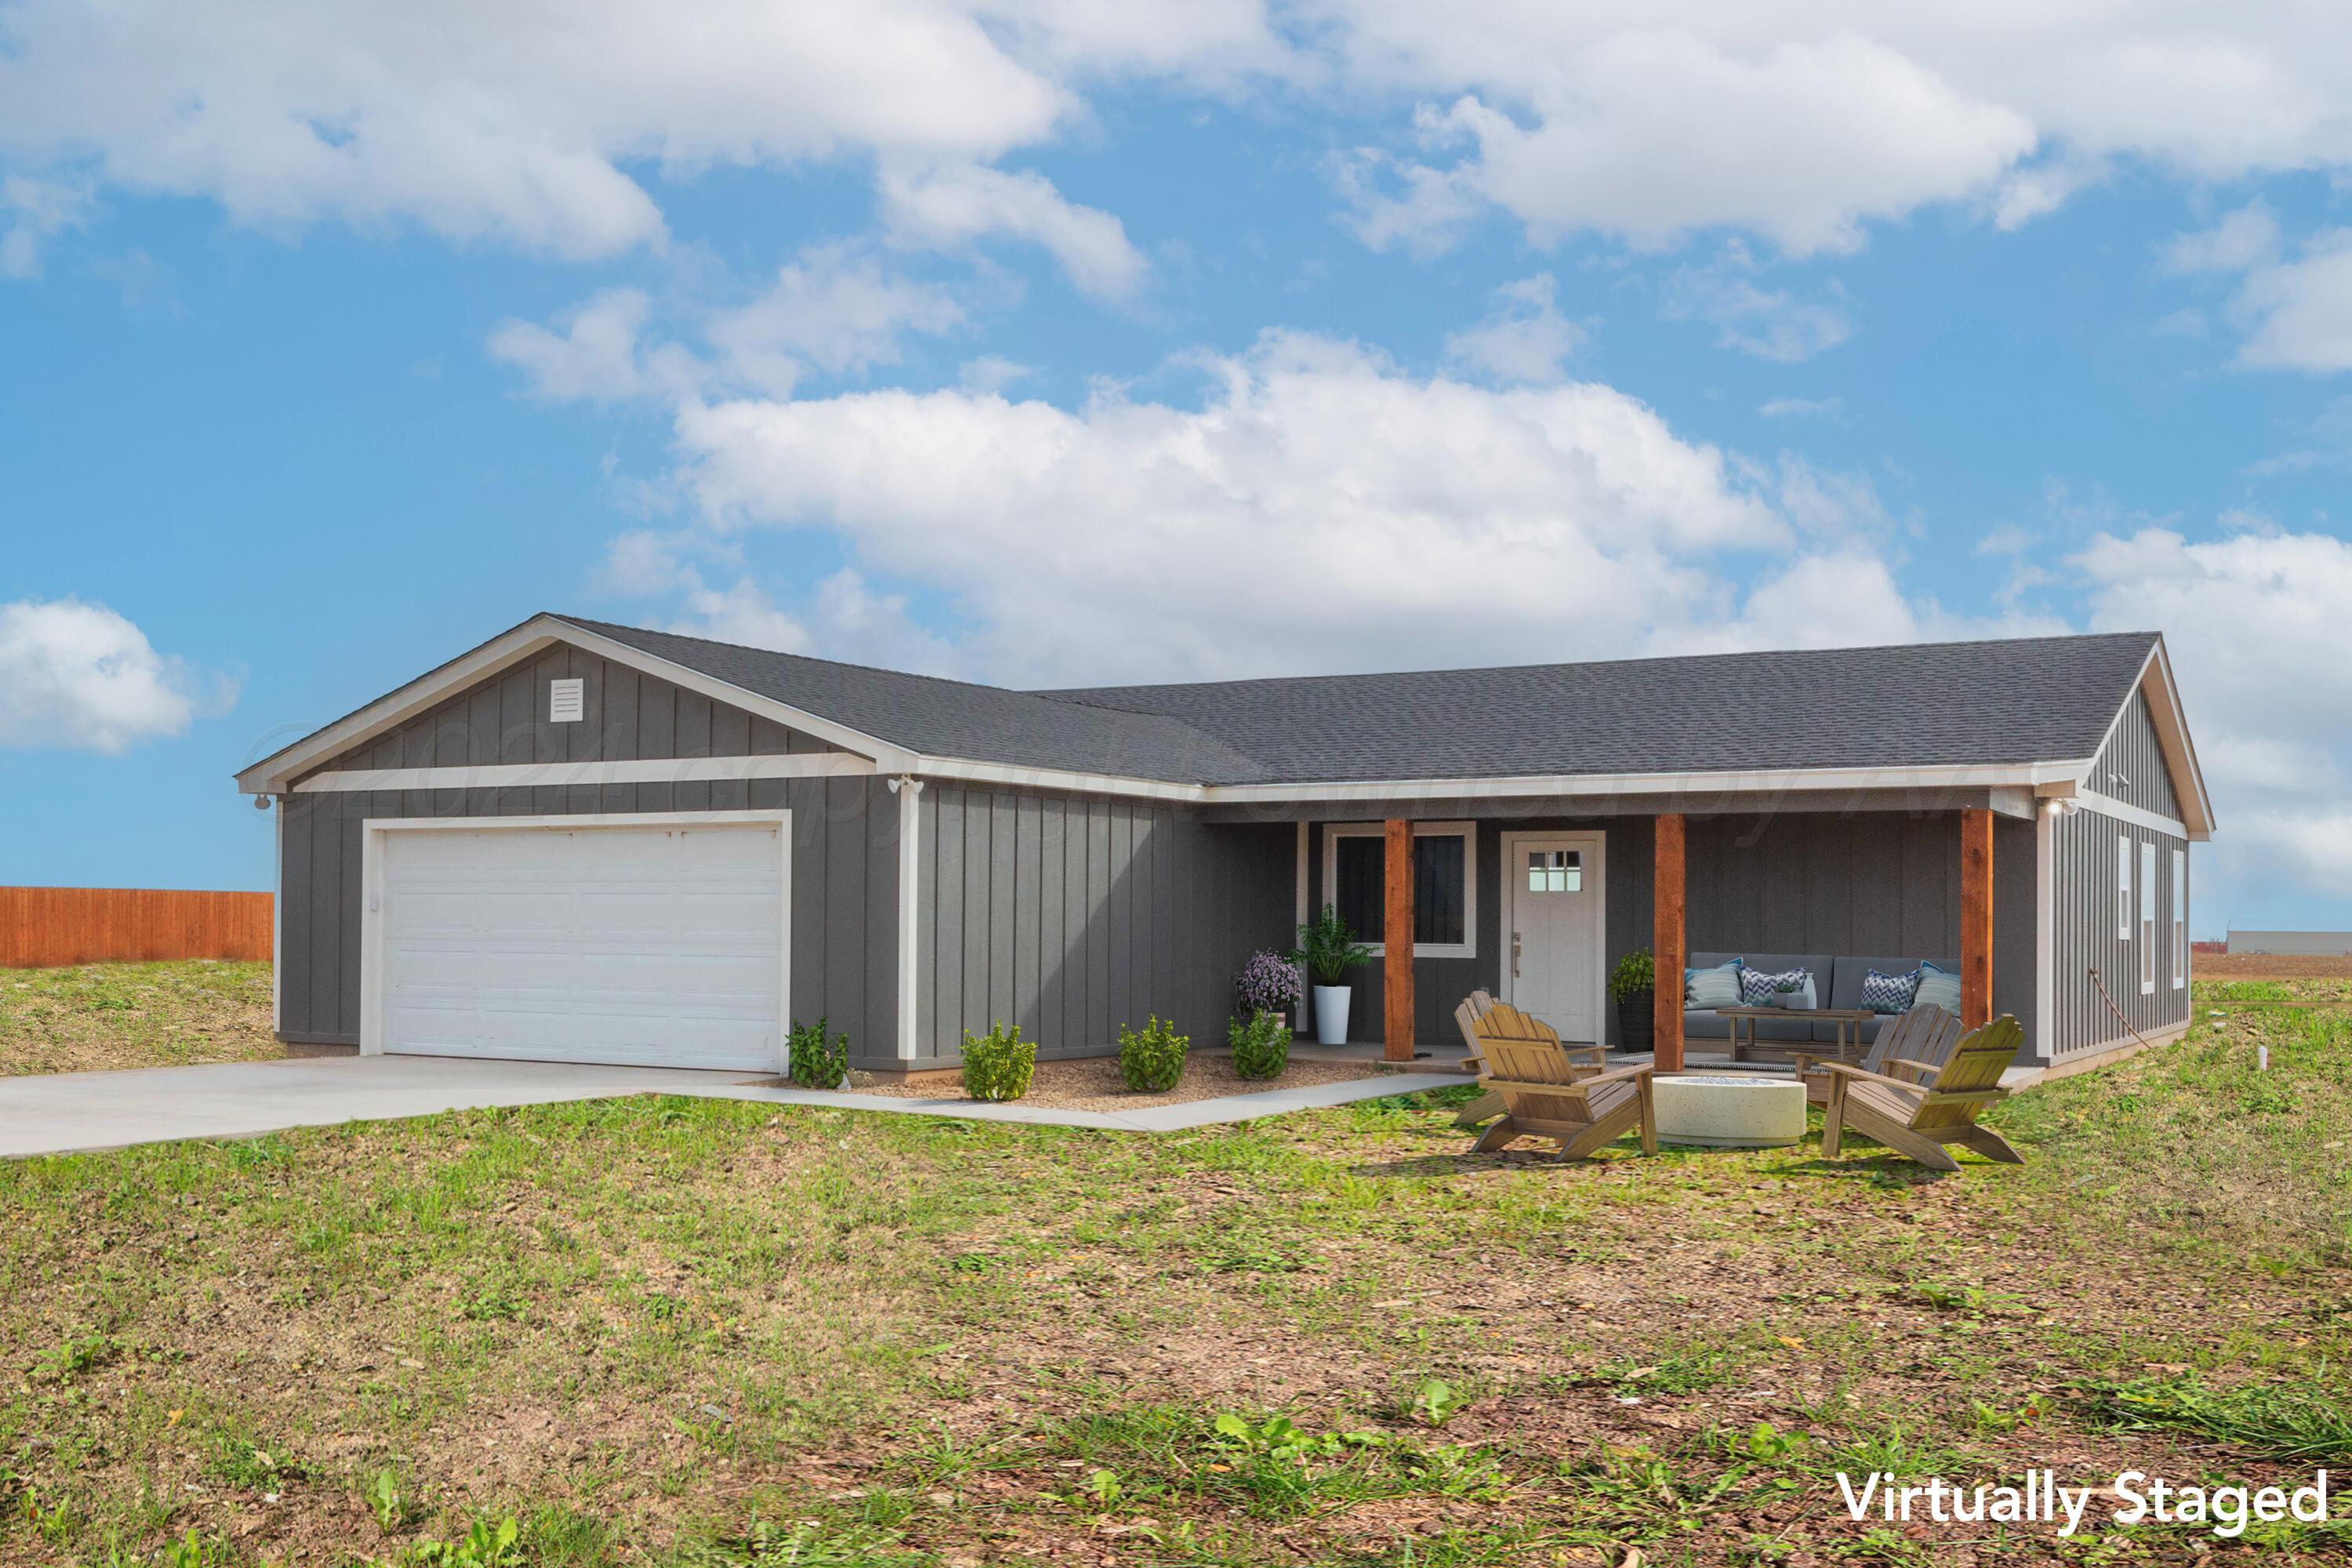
2081;641;2214;841
241;619;2208;823
234;615;908;793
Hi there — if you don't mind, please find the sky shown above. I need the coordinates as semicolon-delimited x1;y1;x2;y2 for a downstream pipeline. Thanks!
4;2;2352;936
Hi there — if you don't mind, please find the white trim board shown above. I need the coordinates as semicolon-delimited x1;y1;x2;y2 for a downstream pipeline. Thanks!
295;753;873;794
356;810;793;1070
889;777;925;1062
2069;789;2187;839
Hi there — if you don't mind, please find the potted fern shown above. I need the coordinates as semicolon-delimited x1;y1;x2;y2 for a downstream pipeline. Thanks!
1610;948;1655;1052
1288;904;1374;1047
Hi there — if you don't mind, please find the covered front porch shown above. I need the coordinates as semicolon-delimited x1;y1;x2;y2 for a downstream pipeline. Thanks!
1235;793;2037;1072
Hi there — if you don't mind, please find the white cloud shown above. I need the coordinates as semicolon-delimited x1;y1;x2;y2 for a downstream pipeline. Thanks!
0;0;1271;262
0;173;89;279
1311;6;2352;254
657;329;1824;684
1442;272;1584;384
0;597;224;753
2236;231;2352;372
2161;201;2281;275
710;244;966;397
2073;525;2352;900
487;289;703;404
1661;249;1853;362
878;163;1146;299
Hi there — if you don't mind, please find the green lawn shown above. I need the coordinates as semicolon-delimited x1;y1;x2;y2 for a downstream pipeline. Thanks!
3;972;2350;1565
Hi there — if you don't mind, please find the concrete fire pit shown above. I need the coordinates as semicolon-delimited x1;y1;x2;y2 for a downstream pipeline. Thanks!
1653;1073;1808;1148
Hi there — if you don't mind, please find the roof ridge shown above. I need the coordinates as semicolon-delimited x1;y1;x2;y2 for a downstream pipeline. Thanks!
1033;629;2161;702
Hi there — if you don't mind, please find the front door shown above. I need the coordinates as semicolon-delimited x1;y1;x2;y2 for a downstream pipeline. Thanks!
1500;831;1606;1044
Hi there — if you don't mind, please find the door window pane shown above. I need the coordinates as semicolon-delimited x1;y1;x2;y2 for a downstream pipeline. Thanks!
1525;848;1582;893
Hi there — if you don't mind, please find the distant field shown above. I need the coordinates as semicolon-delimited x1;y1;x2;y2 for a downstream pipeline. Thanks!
2196;953;2352;980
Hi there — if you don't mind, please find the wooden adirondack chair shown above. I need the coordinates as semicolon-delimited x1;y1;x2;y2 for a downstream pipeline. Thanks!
1820;1014;2026;1172
1788;1003;1965;1104
1469;1004;1656;1160
1453;993;1606;1127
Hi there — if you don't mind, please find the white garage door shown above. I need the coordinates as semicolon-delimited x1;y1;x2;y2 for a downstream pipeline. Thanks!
377;820;784;1070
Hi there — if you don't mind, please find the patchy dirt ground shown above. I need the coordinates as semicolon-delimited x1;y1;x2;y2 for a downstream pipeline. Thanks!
846;1051;1394;1109
2;978;2349;1566
0;960;278;1076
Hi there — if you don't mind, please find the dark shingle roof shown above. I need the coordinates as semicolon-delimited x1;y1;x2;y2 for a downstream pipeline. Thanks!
567;616;2158;788
556;617;1276;782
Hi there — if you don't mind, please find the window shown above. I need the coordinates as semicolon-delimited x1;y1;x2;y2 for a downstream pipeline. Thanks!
2172;848;2187;989
2140;840;2157;993
1526;848;1581;894
1323;822;1475;958
2117;835;2132;940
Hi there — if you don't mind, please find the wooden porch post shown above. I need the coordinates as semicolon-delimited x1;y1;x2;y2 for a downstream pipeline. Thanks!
1383;817;1414;1062
1653;813;1686;1074
1961;807;1993;1029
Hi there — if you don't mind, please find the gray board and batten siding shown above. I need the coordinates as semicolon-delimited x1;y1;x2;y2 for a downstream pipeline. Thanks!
2091;688;2183;820
912;783;1294;1068
1307;808;2045;1058
276;642;902;1063
2046;804;2190;1061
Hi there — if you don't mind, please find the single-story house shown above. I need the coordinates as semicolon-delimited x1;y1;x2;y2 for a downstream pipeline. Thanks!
234;615;2212;1079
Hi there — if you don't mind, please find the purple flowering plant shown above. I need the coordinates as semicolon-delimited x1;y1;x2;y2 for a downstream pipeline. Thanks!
1234;949;1301;1016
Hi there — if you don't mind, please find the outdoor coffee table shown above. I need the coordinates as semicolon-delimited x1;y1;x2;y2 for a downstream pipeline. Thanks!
1653;1073;1808;1149
1713;1006;1876;1063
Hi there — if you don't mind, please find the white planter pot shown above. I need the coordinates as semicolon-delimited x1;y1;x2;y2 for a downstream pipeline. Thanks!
1312;984;1352;1047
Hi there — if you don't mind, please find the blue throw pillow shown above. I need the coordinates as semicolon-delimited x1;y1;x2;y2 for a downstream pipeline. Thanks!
1684;959;1743;1009
1740;966;1815;1007
1859;967;1921;1014
1914;961;1962;1011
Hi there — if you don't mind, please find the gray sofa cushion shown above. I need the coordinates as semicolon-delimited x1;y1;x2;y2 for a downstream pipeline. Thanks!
1817;955;1957;1043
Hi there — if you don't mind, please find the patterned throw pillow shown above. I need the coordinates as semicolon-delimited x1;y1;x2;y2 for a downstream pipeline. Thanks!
1859;967;1921;1014
1914;961;1962;1011
1740;967;1815;1007
1684;960;1743;1009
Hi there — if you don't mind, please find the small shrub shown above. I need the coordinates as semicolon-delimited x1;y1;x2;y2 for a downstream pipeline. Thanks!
1228;1010;1290;1080
1119;1015;1189;1092
962;1021;1036;1102
1608;948;1656;1000
786;1015;849;1090
1234;949;1301;1017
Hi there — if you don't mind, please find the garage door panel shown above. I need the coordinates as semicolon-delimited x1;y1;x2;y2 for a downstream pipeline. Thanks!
378;822;783;1070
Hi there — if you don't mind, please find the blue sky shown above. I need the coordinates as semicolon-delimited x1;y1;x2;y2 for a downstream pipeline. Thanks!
5;4;2352;934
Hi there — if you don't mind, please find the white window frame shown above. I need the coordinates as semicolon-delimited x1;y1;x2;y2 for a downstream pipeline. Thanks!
2171;848;2187;990
1323;821;1477;960
2117;834;2132;941
2139;840;2157;994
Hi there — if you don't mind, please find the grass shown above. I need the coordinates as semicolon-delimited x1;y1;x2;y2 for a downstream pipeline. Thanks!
0;960;276;1075
2;966;2351;1563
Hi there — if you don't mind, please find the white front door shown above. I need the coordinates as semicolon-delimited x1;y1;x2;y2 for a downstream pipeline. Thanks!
1500;831;1606;1044
373;818;786;1070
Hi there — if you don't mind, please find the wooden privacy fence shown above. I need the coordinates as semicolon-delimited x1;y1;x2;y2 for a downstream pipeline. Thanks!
0;887;273;969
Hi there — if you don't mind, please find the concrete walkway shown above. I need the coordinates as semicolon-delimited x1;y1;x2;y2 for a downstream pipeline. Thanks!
0;1055;773;1160
0;1055;1473;1159
670;1070;1474;1132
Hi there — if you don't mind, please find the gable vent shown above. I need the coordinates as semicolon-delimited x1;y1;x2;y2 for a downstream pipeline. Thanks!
549;678;584;723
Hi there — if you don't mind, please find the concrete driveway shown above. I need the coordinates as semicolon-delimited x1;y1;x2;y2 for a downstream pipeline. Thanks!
0;1055;775;1160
